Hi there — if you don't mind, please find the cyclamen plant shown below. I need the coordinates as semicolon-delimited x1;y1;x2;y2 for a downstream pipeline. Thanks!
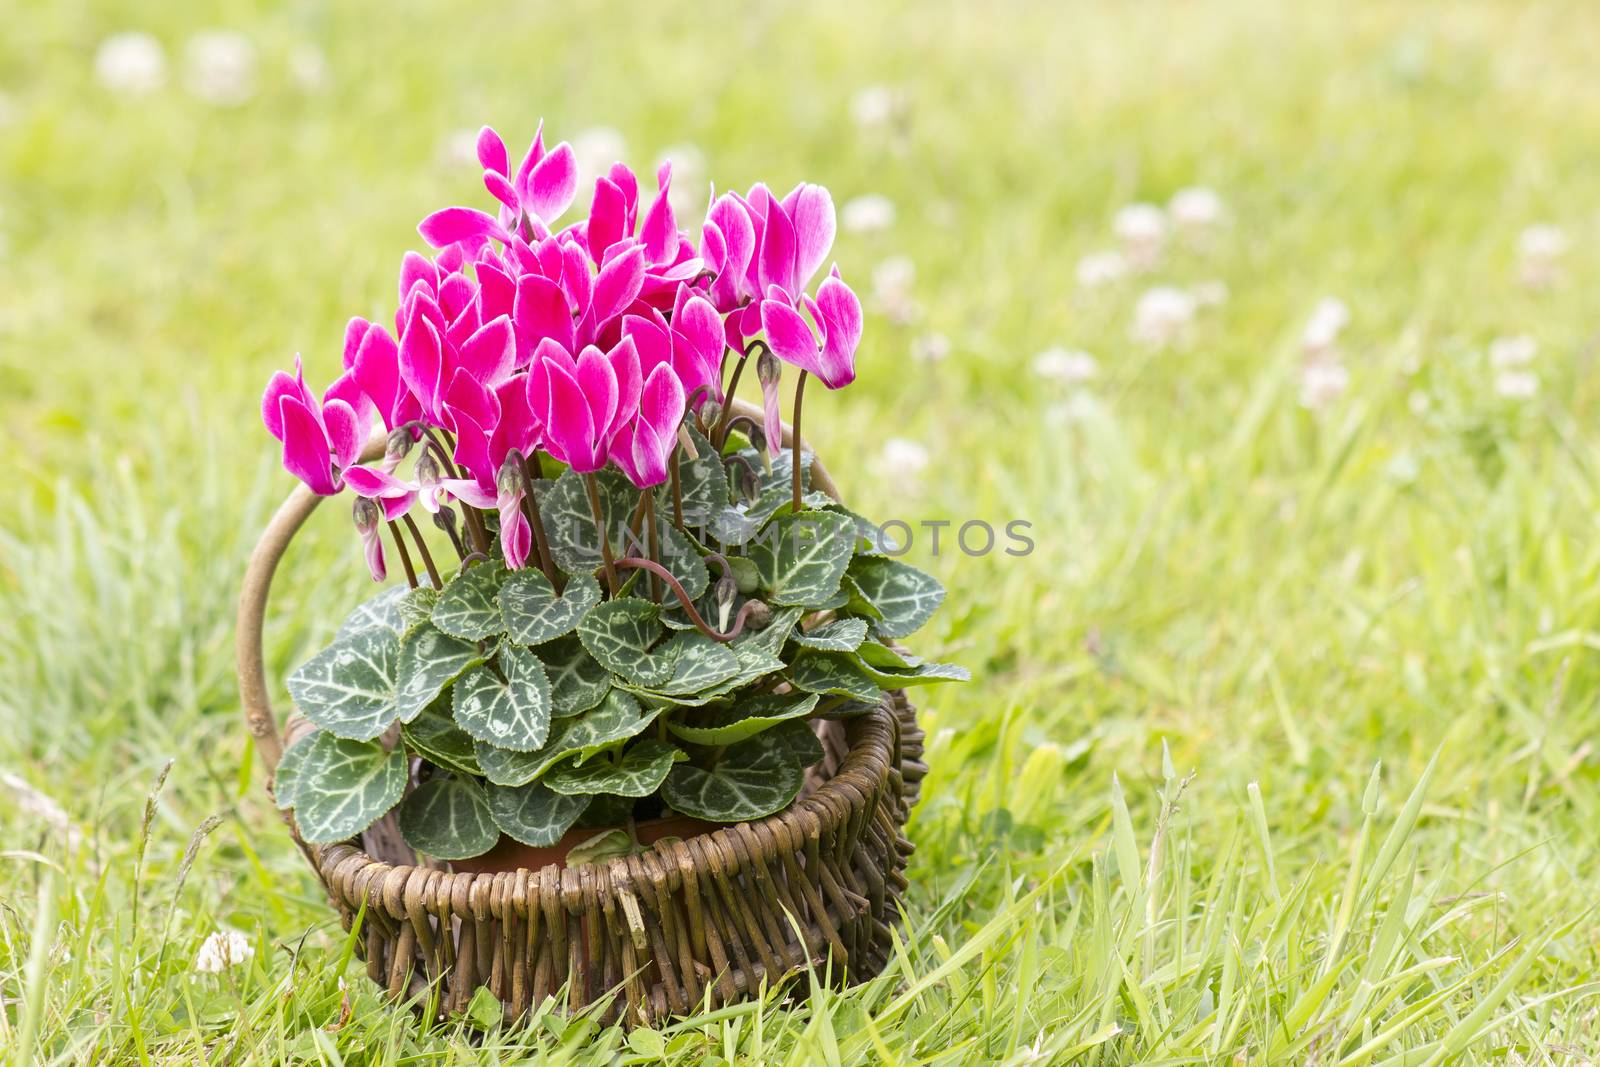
265;123;965;862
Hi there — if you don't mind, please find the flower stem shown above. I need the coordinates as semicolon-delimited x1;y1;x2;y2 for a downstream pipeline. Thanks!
714;339;768;448
612;557;763;642
432;507;467;560
387;520;418;588
521;457;560;590
401;513;443;588
585;473;619;595
791;369;809;513
669;450;684;528
642;489;662;601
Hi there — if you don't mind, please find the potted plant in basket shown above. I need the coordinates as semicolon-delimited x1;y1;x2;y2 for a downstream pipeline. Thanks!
244;122;965;1020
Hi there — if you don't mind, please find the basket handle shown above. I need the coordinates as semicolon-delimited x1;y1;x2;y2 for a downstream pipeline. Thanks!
236;398;840;779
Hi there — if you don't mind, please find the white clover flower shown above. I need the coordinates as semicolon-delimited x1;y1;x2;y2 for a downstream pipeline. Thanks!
184;31;256;106
875;438;930;480
911;332;951;364
1299;360;1350;411
842;194;897;234
1518;224;1568;289
95;33;167;95
1168;186;1225;231
1494;370;1539;399
287;43;329;93
1132;286;1196;347
1075;250;1127;289
1113;203;1167;270
571;126;629;190
194;930;254;974
1488;335;1537;368
871;255;918;323
1191;280;1229;307
851;85;905;131
1301;297;1350;357
1032;347;1098;385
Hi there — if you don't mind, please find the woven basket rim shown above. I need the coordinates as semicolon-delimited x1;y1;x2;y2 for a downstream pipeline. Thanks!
309;699;904;920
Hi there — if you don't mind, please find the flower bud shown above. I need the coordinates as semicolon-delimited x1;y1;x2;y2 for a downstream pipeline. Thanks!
385;427;415;464
415;449;441;489
739;466;761;503
715;575;738;631
352;495;381;534
757;349;782;387
747;424;768;456
700;400;723;433
497;450;524;498
742;599;773;630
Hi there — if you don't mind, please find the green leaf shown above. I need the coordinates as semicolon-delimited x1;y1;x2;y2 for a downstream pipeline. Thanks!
540;469;634;573
654;522;711;601
538;635;613;717
750;511;857;607
644;631;740;696
336;585;411;640
564;828;638;865
465;985;503;1030
452;645;552;751
277;732;406;844
486;780;591;847
857;658;971;687
544;740;683;797
577;597;672;687
857;640;923;669
662;734;805;822
790;649;882;703
398;776;500;860
668;692;820;746
841;575;884;620
822;503;903;555
500;570;602;645
431;563;509;640
400;709;482;776
286;626;400;741
394;623;483;723
476;690;659;786
396;586;441;632
794;617;869;652
767;718;826;766
668;426;730;524
847;557;946;639
734;606;803;657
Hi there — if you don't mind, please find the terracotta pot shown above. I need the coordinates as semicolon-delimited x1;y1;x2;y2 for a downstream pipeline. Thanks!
449;812;719;875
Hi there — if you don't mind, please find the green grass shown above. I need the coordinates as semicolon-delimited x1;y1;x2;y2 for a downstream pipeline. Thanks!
6;0;1600;1061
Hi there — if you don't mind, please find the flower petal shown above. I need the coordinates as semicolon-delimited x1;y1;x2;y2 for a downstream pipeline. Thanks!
512;121;546;207
607;334;642;442
784;183;835;292
483;170;520;213
476;126;509;177
342;317;371;370
589;244;647;326
525;142;578;222
278;395;338;495
398;312;444;417
447;403;496;490
458;314;516;386
513;274;575;356
640;360;686;443
814;269;862;389
544;357;601;472
498;492;532;570
575;344;620;447
641;162;677;265
352;325;404;428
439;478;496;510
587;176;628;265
417;207;509;250
321;398;365;472
757;196;799;298
398;252;437;305
346;464;417;498
760;297;820;372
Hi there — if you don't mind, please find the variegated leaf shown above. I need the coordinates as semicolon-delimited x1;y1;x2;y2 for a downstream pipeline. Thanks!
847;556;946;639
335;584;410;640
394;622;482;722
856;658;971;687
500;570;602;645
749;511;856;607
794;617;869;652
661;732;805;822
643;631;739;696
789;649;882;703
577;597;673;687
276;731;406;844
431;563;509;640
538;635;613;717
398;776;500;860
668;692;820;746
734;606;803;657
452;645;552;751
663;425;728;524
475;690;659;787
400;708;482;776
286;626;400;740
487;781;591;847
539;469;635;573
857;640;923;669
544;740;683;798
396;586;440;632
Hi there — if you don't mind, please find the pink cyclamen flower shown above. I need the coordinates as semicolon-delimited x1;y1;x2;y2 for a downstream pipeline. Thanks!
352;496;388;581
529;336;641;473
614;362;687;489
436;459;530;570
759;266;863;388
476;123;579;234
261;355;366;495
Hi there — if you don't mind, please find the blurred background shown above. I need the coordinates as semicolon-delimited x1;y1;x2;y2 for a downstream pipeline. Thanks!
5;0;1600;1059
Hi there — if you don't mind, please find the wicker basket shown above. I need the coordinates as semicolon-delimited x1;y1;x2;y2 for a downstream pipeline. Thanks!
235;403;928;1027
